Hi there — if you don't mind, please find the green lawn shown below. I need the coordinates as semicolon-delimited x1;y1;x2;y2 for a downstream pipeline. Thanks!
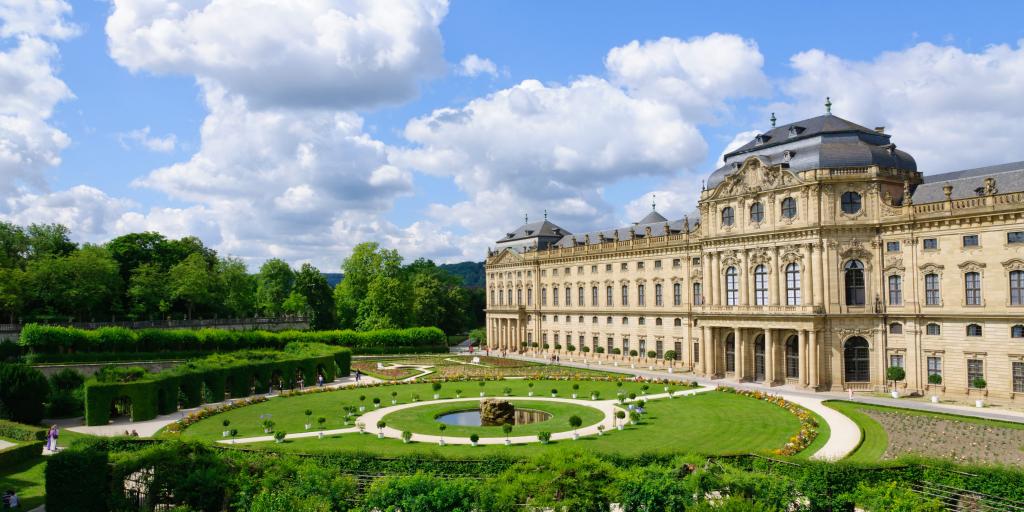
0;457;46;510
215;390;806;458
824;401;888;462
178;379;686;441
380;399;605;437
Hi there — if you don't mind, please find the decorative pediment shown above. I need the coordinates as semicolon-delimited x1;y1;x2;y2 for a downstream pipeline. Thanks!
670;276;685;283
713;156;799;199
919;263;944;276
720;249;741;270
779;244;803;267
958;260;987;274
488;249;524;265
689;268;703;281
748;248;773;273
883;257;905;275
839;238;872;262
1002;258;1024;272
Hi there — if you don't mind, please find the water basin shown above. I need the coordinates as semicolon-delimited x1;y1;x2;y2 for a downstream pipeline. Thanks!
436;408;551;427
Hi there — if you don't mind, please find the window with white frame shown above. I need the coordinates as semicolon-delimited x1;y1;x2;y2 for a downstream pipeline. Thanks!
638;284;646;306
889;354;904;368
725;267;739;306
927;356;942;379
925;274;941;305
1011;270;1024;305
754;265;768;306
655;284;663;306
965;272;982;305
888;275;903;305
1014;362;1024;393
786;263;801;306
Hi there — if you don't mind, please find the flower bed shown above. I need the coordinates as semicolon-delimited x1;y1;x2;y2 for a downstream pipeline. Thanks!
715;387;818;456
163;396;269;434
352;362;424;380
864;409;1024;465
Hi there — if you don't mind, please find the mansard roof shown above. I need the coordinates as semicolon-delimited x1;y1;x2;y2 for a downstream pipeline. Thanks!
912;160;1024;203
552;210;700;249
496;219;570;244
636;210;669;225
707;114;917;189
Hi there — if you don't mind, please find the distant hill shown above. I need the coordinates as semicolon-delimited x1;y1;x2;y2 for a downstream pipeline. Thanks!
440;261;485;288
324;273;343;288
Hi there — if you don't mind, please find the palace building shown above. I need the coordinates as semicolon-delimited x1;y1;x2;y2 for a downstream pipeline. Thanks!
484;109;1024;401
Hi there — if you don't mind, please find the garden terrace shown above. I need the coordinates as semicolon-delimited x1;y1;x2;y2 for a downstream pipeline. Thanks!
352;354;615;380
17;324;447;358
83;343;350;425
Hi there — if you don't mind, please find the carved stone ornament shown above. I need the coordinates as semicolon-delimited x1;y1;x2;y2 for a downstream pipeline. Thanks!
958;260;987;274
1001;258;1024;272
839;239;873;262
718;156;797;198
919;263;944;276
748;248;772;272
836;328;876;345
883;257;905;275
719;250;741;272
689;268;703;280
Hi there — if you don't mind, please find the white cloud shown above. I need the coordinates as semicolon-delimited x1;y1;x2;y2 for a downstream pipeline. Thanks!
0;0;78;39
606;34;769;120
775;41;1024;172
624;188;702;224
106;0;448;110
3;185;136;238
458;54;498;77
716;129;759;164
119;126;177;152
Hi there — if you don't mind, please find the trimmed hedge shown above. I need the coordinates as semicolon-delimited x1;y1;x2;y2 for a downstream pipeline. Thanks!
45;440;111;512
0;440;44;468
83;343;350;425
19;324;446;355
0;418;46;441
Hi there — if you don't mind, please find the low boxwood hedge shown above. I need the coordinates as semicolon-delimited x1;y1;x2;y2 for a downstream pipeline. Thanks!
0;419;46;441
83;343;351;425
0;440;44;468
19;324;446;355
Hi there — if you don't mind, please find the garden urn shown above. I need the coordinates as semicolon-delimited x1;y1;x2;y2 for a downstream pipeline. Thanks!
572;433;579;440
471;440;477;447
931;395;939;403
504;439;511;446
572;393;577;399
318;432;324;439
433;393;440;399
377;432;384;439
439;439;446;446
617;424;624;431
890;390;899;399
305;423;311;430
975;399;985;408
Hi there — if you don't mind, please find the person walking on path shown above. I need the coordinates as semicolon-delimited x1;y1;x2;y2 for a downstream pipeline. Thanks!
45;425;58;452
355;369;362;383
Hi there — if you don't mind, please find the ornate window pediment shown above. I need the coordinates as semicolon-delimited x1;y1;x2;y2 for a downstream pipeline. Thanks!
919;263;944;276
958;260;987;274
1002;258;1024;272
720;250;741;269
713;156;799;199
883;257;905;275
838;239;873;268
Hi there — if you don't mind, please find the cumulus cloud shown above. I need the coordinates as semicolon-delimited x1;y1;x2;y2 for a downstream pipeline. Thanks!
458;54;498;77
0;0;78;39
118;126;177;152
398;34;770;253
106;0;448;110
775;41;1024;172
3;185;137;239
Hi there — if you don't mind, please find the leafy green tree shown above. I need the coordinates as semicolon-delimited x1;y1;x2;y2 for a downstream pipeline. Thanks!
481;452;618;512
25;223;76;260
0;221;28;269
361;472;479;512
218;257;257;318
256;258;294;317
357;275;408;330
128;262;169;320
0;363;50;424
23;245;122;321
0;267;25;322
614;463;697;512
168;253;215;319
406;259;471;334
334;242;402;328
849;481;943;512
281;290;310;317
106;231;172;282
293;263;334;330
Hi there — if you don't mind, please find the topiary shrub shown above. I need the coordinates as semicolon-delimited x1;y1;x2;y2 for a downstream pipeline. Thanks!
0;363;50;424
45;442;110;512
664;350;676;361
927;373;942;385
647;350;657;358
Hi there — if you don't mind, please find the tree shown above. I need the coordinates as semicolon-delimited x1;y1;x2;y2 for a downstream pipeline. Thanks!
22;245;122;321
168;253;215;319
357;275;408;330
334;242;402;328
218;257;257;318
128;263;169;320
0;267;25;323
281;291;310;317
106;231;172;283
25;223;76;260
293;263;334;330
361;472;479;512
614;463;698;512
0;363;50;424
0;221;28;269
256;259;294;317
481;451;618;512
886;366;906;390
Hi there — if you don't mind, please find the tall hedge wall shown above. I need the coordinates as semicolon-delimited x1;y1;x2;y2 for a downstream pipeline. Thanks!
18;324;445;355
83;343;350;426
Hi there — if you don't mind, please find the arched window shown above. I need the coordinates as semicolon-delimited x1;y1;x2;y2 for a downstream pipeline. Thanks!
924;273;940;305
785;335;799;379
844;260;866;306
638;284;646;306
517;288;523;305
498;289;504;305
565;287;572;306
490;289;495;305
926;323;941;335
527;288;533;306
552;287;559;306
655;317;663;326
673;283;682;306
655;284;663;306
725;333;736;372
966;324;983;337
1011;270;1024;305
754;265;768;306
844;337;870;382
964;272;982;305
578;287;585;307
781;197;797;218
591;286;598;306
889;322;903;334
606;286;613;306
785;263;801;306
621;285;629;306
725;267;739;306
1012;325;1024;338
888;275;902;306
750;201;764;223
541;287;547;306
721;207;735;226
841;191;862;214
673;318;682;327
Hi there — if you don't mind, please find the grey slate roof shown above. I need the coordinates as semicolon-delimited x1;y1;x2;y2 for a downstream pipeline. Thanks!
552;209;699;248
708;114;917;189
912;160;1024;203
496;220;570;243
637;210;668;224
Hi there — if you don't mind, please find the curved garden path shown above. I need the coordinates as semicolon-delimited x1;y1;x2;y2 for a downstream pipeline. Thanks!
219;386;716;445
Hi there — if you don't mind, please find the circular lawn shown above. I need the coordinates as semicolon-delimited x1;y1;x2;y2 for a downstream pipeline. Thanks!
380;399;605;438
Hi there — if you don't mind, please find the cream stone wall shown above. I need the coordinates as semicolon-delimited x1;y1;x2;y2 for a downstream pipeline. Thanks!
485;159;1024;403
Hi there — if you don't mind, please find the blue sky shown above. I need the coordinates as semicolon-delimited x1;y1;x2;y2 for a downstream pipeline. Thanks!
4;1;1024;270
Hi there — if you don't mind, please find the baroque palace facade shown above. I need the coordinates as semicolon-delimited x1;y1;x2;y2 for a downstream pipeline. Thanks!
484;111;1024;401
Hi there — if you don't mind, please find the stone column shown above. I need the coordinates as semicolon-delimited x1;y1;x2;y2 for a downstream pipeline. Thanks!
809;329;819;389
798;329;808;387
734;327;743;381
701;254;712;306
701;326;711;375
765;328;775;384
802;244;814;306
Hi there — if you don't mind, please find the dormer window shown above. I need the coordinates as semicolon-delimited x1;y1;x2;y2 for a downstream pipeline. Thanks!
783;150;793;162
755;134;770;145
506;233;514;238
525;230;533;235
787;125;805;138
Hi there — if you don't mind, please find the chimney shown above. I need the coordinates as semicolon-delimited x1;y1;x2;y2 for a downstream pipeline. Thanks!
874;126;885;134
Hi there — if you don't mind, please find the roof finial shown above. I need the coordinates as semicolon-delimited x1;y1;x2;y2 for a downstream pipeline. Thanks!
651;193;656;211
543;209;548;221
770;112;776;127
524;212;528;224
825;97;832;115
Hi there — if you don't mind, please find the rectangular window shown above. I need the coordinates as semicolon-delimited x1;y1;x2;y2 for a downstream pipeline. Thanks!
577;266;583;274
889;354;905;369
638;339;646;354
578;287;584;307
754;268;768;306
968;359;985;388
693;342;700;363
622;317;628;325
886;241;901;252
674;342;682;360
552;269;558;276
927;356;942;379
591;265;597;273
655;284;663;306
621;285;629;306
654;260;662;269
673;283;682;306
623;339;630;354
638;317;645;326
638;284;646;306
606;286;613;306
725;271;738;306
672;258;681;268
565;287;572;306
656;340;663;358
621;262;628;271
605;264;612;272
527;288;533;306
606;316;612;324
923;238;938;250
693;282;704;305
925;274;941;306
1009;232;1024;244
888;275;903;305
607;337;614;354
1014;362;1024;393
552;288;559;306
692;257;701;266
1011;271;1024;306
963;234;979;247
965;272;982;305
637;261;645;270
591;287;598;306
517;289;523;305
